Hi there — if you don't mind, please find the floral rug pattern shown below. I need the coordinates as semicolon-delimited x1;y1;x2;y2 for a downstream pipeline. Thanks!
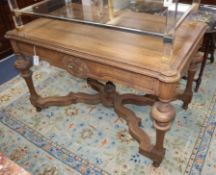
0;61;216;175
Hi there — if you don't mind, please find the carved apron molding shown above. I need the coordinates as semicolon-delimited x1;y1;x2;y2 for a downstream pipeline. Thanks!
63;55;90;78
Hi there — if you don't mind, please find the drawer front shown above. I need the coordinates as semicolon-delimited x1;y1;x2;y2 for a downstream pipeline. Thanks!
13;41;158;94
63;55;158;94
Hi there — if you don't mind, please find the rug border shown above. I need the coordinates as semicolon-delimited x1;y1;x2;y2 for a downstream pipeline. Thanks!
184;89;216;175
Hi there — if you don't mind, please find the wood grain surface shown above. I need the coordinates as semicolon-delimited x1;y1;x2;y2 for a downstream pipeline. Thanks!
6;18;207;81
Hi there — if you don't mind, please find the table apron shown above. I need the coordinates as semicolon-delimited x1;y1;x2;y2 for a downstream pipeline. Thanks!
11;40;168;96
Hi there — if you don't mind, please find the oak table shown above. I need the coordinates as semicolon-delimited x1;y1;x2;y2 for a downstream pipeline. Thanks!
5;18;207;167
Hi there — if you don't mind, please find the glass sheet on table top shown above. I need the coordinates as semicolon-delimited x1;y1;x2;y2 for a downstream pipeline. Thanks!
17;0;193;37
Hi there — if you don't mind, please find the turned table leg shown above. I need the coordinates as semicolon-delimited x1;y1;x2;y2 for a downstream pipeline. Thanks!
14;54;41;111
151;101;176;167
195;33;210;92
181;61;197;110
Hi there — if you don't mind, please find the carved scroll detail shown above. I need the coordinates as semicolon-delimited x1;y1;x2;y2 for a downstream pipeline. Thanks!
63;55;90;78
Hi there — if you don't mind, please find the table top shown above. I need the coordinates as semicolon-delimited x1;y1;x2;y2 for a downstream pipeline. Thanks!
6;18;207;82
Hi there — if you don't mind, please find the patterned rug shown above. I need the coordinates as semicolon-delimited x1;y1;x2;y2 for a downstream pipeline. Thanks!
0;61;216;175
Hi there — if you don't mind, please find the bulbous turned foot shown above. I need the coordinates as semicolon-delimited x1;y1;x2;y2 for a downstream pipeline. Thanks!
151;102;176;131
150;101;176;166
